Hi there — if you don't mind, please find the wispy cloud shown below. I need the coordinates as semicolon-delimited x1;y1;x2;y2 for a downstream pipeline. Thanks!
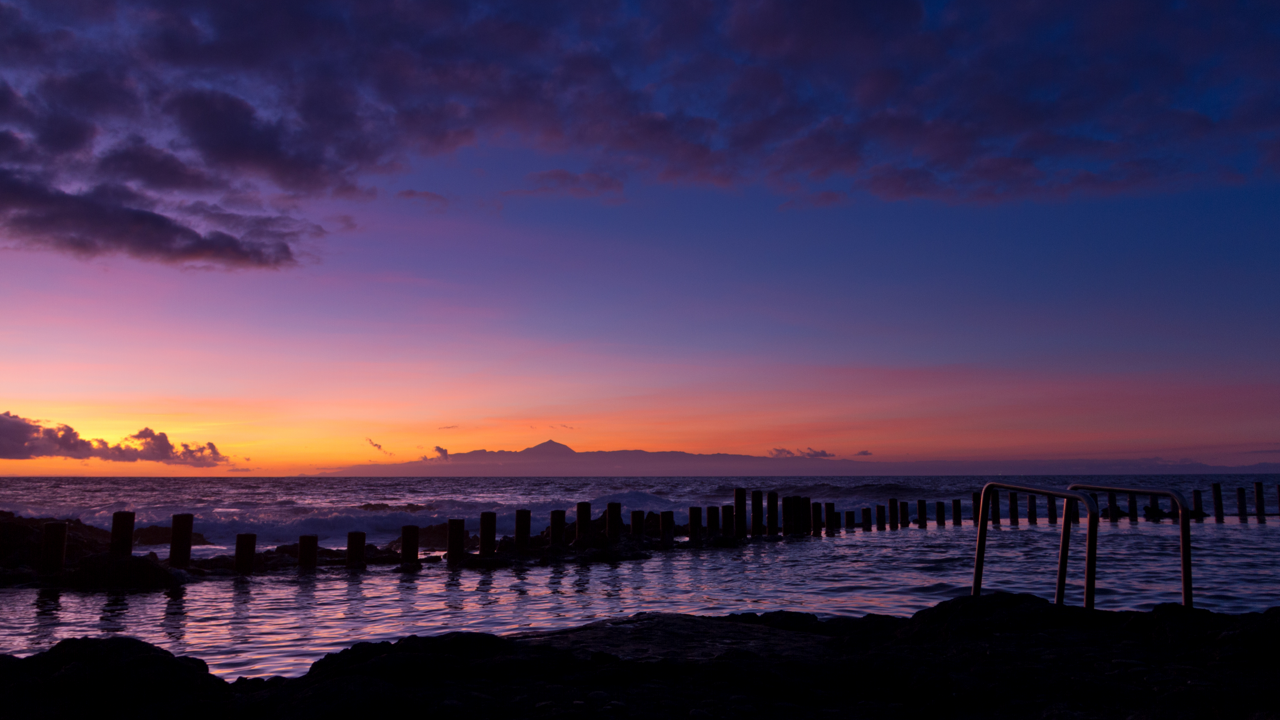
365;437;392;456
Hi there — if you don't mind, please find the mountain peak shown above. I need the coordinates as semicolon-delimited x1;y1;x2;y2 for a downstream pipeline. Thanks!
520;439;576;456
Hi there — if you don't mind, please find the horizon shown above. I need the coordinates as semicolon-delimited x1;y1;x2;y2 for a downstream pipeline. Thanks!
2;1;1279;477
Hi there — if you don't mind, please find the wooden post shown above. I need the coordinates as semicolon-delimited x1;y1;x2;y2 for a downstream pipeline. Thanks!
235;533;256;575
447;519;467;564
862;507;872;531
1047;496;1058;525
1255;482;1267;524
479;512;496;555
551;510;566;545
780;497;792;535
1107;492;1119;522
1128;492;1138;522
825;503;839;535
515;509;531;551
1069;499;1080;524
689;506;703;546
40;521;67;574
800;497;812;535
876;504;886;531
1027;495;1037;525
706;506;720;537
810;502;823;537
888;497;899;530
1192;490;1204;523
752;490;765;536
1008;492;1019;526
734;488;748;539
660;510;675;545
1237;487;1248;524
767;492;779;535
723;505;736;538
990;492;1001;525
170;513;194;569
110;510;135;557
845;510;856;532
298;535;318;571
348;531;367;567
607;502;623;542
1212;483;1224;523
576;502;592;543
953;499;962;527
631;510;646;537
935;501;945;528
401;525;420;565
917;499;927;529
1148;494;1160;522
899;501;909;529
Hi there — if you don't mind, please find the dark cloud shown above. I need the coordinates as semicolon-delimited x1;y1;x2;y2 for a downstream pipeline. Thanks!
365;437;392;455
0;411;229;467
855;450;872;457
434;446;449;460
0;0;1278;271
769;447;835;458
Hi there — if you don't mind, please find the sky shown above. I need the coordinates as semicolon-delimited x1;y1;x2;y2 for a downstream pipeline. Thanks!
1;0;1279;476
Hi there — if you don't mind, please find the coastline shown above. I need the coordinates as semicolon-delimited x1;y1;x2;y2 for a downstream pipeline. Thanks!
2;592;1276;718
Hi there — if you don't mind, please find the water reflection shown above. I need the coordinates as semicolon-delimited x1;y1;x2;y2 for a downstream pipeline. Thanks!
444;569;464;611
162;587;186;644
230;578;252;647
32;589;61;647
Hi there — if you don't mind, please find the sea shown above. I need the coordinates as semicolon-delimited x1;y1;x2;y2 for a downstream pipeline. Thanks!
1;474;1277;678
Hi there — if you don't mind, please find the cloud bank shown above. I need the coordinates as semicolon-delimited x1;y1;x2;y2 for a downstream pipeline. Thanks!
0;411;228;467
2;1;1279;266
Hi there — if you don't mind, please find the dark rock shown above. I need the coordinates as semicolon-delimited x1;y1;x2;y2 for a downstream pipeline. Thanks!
61;553;182;590
133;524;212;546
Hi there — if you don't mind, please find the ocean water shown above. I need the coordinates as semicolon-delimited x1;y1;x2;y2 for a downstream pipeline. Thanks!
1;474;1277;678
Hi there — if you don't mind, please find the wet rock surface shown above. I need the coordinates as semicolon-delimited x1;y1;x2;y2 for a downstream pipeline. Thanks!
1;593;1276;718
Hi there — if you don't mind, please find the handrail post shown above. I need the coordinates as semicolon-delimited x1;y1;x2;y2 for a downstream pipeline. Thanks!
1084;499;1098;610
1056;499;1073;605
972;486;992;597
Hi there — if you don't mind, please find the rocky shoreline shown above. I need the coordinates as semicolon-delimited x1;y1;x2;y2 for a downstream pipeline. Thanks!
1;592;1276;718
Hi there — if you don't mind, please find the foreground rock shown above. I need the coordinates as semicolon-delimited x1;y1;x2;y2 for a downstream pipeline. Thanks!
2;593;1277;718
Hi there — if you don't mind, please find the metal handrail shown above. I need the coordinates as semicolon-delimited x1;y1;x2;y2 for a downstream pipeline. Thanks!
1066;483;1193;608
973;483;1099;609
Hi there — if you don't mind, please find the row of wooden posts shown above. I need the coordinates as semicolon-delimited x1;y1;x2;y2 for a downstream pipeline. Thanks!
35;481;1277;576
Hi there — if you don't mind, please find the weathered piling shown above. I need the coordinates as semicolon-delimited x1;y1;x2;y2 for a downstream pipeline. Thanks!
888;497;899;530
1069;500;1080;524
917;499;927;529
952;499;962;527
479;512;496;555
1009;492;1019;526
447;519;467;563
801;497;812;535
1212;482;1225;523
550;510;566;546
1192;491;1204;524
1107;492;1119;522
607;502;623;542
689;507;703;546
1148;495;1161;522
1128;492;1138;522
734;489;748;538
348;530;367;567
1237;487;1248;524
723;505;736;538
659;510;675;545
779;497;793;535
752;490;765;536
1047;496;1058;525
810;502;823;537
576;502;592;543
515;509;531;551
110;510;135;557
900;501;909;529
706;506;721;537
298;535;318;571
990;492;1001;526
631;510;646;537
40;522;67;573
170;513;194;569
935;501;945;528
1027;495;1037;525
401;524;420;565
845;510;856;532
767;492;779;535
825;502;839;536
876;504;886;531
1255;482;1267;524
235;533;256;575
862;507;872;531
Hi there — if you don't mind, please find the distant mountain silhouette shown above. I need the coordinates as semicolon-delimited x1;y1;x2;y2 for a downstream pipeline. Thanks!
318;441;1280;477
